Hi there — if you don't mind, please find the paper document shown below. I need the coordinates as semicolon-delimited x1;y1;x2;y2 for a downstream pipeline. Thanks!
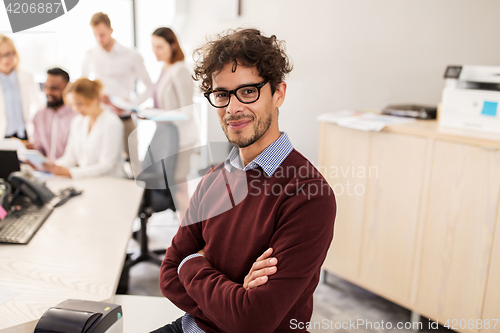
109;96;192;122
17;150;50;169
137;108;190;121
109;96;139;112
338;113;415;131
317;111;415;131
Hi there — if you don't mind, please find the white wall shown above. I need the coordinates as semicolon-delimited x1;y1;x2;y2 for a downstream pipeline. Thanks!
135;0;175;84
4;0;500;161
174;0;500;162
1;0;134;83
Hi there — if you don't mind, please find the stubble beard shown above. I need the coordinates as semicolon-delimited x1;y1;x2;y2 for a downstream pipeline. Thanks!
47;97;64;109
223;112;273;148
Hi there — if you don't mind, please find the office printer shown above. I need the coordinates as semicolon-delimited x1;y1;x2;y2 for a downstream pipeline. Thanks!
34;299;123;333
440;65;500;134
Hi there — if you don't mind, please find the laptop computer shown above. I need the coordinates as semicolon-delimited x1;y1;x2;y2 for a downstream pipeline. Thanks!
0;150;21;180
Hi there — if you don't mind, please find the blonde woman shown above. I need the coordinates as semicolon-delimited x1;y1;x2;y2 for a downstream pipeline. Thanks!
43;78;125;179
0;35;41;140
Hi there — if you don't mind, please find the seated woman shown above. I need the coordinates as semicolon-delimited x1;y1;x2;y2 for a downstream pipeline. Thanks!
43;78;125;179
0;34;41;141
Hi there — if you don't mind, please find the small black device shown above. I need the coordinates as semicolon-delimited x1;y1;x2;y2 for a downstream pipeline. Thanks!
382;104;437;120
34;299;123;333
444;65;463;79
0;178;11;211
54;187;83;207
0;170;82;244
0;150;21;180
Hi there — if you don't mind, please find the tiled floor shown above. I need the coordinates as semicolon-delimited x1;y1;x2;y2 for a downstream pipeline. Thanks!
124;210;454;333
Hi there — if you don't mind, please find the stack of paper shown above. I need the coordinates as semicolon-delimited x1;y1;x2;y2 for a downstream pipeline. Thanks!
317;110;415;132
137;109;190;121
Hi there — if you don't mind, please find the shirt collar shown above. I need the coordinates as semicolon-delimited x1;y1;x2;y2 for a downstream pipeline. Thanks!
100;40;121;54
224;132;294;177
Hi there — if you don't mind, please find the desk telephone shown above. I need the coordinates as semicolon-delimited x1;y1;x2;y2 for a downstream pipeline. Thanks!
0;179;11;211
8;170;55;206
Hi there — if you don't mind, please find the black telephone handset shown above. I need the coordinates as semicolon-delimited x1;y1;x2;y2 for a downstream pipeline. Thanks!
0;179;11;211
8;170;55;206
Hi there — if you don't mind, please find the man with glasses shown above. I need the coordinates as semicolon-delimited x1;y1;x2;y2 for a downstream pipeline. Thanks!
154;29;336;333
32;68;76;160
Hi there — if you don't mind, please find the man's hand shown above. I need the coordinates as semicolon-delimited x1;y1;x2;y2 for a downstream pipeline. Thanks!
243;248;278;291
22;141;35;149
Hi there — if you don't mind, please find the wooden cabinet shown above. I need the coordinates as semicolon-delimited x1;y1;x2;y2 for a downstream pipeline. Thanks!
318;123;371;279
318;120;500;333
482;202;500;333
416;142;500;332
360;132;427;303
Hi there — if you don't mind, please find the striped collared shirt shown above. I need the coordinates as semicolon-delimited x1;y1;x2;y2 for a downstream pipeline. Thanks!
224;131;294;176
181;132;293;333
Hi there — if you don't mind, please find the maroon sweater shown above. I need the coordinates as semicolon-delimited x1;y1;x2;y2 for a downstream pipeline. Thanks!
159;149;336;333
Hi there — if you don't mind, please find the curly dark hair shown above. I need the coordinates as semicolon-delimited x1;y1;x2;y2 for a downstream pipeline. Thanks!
193;28;292;94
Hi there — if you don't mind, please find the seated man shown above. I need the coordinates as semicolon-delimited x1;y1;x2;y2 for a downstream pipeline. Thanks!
32;68;76;160
155;28;336;333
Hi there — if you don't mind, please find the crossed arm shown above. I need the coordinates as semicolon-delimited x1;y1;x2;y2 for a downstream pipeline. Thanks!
159;180;336;333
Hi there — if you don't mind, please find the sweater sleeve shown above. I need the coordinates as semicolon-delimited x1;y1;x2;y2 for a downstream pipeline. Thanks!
159;181;217;325
177;179;336;333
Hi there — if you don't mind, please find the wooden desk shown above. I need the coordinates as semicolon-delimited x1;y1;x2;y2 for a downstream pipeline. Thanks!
112;295;184;333
0;177;144;333
318;120;500;333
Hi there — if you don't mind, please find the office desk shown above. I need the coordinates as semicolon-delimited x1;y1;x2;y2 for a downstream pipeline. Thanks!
0;177;144;333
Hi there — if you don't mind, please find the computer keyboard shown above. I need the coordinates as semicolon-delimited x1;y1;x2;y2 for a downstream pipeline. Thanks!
0;205;53;244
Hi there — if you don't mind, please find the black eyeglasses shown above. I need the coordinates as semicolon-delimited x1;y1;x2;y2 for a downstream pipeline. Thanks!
204;81;269;108
0;52;15;60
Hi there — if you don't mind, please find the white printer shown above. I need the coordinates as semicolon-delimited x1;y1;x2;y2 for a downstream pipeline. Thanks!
440;65;500;134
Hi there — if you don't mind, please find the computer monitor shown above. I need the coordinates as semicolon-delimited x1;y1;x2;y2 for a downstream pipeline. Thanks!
0;150;21;180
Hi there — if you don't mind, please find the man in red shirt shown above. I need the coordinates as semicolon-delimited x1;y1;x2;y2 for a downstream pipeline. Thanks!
153;28;336;333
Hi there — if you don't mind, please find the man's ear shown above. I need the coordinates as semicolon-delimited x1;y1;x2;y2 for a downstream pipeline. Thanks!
274;81;287;108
